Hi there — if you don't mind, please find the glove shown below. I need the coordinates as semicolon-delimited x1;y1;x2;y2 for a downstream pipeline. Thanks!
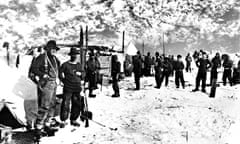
76;71;82;76
43;74;49;79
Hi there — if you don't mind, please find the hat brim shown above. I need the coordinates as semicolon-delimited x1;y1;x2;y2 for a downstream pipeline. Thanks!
44;46;60;51
68;52;81;55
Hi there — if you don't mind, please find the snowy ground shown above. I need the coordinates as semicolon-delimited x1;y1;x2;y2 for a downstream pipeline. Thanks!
10;71;240;144
1;52;239;144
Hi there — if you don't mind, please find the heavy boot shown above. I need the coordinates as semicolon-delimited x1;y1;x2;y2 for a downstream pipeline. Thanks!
70;120;80;127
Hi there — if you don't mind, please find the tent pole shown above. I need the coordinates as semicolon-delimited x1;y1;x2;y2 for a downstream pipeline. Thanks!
122;31;125;53
163;33;165;56
142;41;144;55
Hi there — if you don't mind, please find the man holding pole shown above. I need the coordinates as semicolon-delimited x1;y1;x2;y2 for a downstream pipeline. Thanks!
59;47;84;127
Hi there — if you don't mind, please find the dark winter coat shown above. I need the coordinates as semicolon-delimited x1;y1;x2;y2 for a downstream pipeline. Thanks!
154;57;163;74
223;60;233;69
31;53;60;80
195;58;211;73
211;56;221;70
86;58;100;74
174;60;184;71
144;55;152;68
111;61;121;77
162;59;173;72
133;56;142;76
59;61;83;92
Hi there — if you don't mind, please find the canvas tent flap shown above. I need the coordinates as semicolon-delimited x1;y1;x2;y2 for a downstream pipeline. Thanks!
0;56;38;129
0;103;25;129
125;42;137;56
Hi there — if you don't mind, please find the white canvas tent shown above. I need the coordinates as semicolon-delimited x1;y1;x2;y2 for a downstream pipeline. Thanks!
125;42;138;56
0;54;38;129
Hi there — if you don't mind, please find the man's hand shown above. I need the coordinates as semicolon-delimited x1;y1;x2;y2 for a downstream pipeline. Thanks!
76;71;82;76
43;74;49;79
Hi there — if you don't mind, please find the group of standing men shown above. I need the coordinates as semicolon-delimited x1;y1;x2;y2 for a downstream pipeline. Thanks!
131;49;240;92
26;39;240;138
28;40;121;138
131;51;185;90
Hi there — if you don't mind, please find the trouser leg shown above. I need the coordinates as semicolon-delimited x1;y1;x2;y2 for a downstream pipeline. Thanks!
195;73;201;90
175;72;179;87
201;72;207;90
165;73;169;86
60;91;72;121
36;81;57;128
112;76;119;95
222;70;227;85
155;73;161;87
227;69;232;86
179;71;185;88
70;92;81;121
134;74;140;89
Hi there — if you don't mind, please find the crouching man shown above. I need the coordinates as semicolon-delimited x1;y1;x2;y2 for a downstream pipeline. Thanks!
59;48;84;127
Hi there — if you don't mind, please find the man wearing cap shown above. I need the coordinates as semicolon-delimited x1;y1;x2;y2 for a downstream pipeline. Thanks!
31;40;61;135
174;55;185;89
132;51;142;90
59;48;84;127
85;52;100;97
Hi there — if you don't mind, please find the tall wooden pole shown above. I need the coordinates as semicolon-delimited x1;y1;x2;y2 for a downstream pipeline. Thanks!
122;31;125;53
163;33;165;56
79;25;84;69
142;41;145;55
86;25;88;49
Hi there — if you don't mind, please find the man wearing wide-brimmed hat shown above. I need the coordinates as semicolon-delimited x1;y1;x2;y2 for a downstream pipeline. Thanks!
31;40;61;136
59;47;84;127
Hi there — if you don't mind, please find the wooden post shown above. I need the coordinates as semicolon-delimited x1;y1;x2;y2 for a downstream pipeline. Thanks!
142;41;145;55
79;25;84;70
122;31;125;53
163;33;165;56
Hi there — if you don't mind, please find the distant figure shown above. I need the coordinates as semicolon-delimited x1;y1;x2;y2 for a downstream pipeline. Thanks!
210;52;221;85
3;42;10;66
232;60;240;85
124;55;132;77
168;55;175;76
160;57;173;87
95;52;101;85
192;50;199;61
192;53;211;92
185;53;192;72
85;52;101;97
154;52;163;89
144;52;152;76
151;56;155;75
111;55;121;97
132;51;142;90
222;54;233;86
174;55;185;89
16;53;20;68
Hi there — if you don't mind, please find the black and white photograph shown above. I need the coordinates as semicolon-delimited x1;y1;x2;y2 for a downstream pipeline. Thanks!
0;0;240;143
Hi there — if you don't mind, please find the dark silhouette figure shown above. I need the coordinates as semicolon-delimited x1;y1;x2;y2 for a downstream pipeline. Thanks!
111;55;121;97
132;51;142;90
222;54;233;86
210;52;221;85
192;53;211;92
174;55;185;89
